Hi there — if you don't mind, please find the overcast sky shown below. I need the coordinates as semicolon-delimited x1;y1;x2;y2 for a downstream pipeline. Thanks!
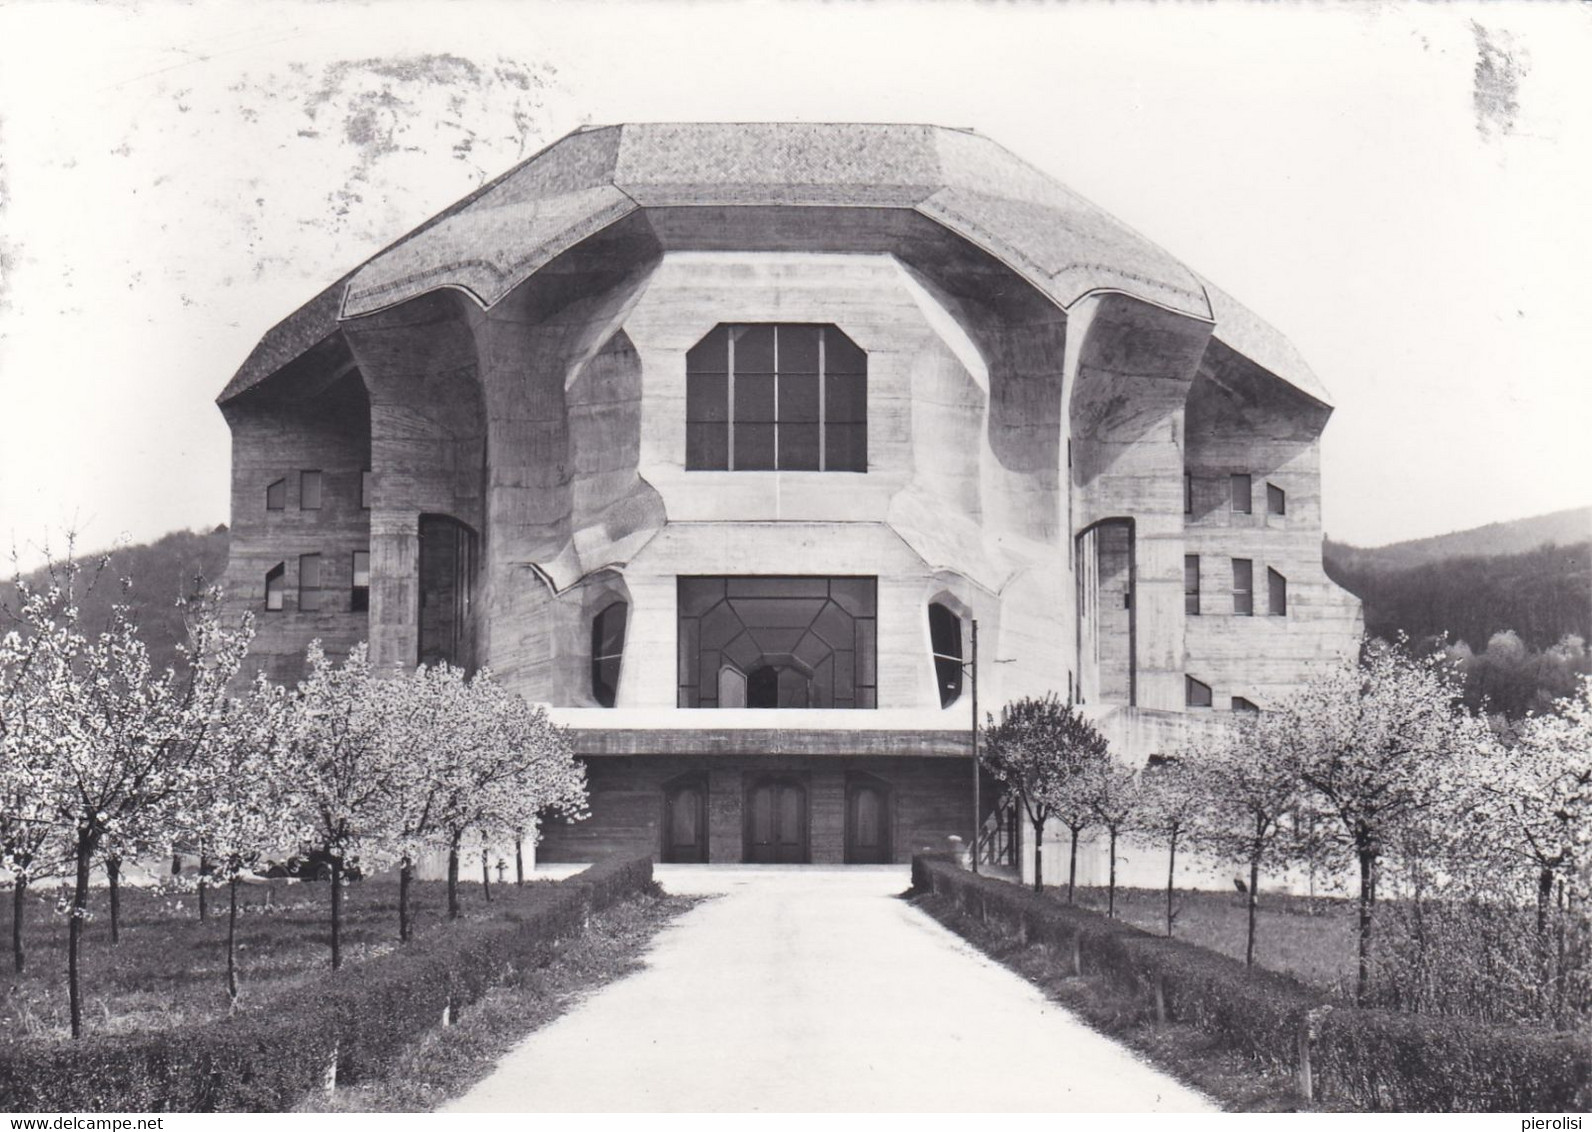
1;0;1588;570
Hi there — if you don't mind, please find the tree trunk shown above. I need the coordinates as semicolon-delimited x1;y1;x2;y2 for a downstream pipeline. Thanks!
1356;844;1375;1004
1246;853;1261;967
1067;826;1079;905
480;832;492;903
1165;828;1178;937
68;839;92;1039
447;834;461;921
330;853;343;971
198;851;209;922
399;859;413;942
1031;818;1044;892
12;871;26;975
226;875;240;1001
515;836;524;886
1536;866;1555;988
1107;827;1120;918
107;855;121;945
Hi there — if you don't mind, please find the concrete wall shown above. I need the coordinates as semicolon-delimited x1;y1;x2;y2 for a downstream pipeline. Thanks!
221;361;371;684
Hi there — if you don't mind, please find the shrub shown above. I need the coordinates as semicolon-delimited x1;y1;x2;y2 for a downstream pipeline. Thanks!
0;856;652;1111
913;854;1590;1112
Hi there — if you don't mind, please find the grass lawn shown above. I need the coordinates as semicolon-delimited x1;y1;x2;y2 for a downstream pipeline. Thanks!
1057;884;1360;995
0;876;564;1042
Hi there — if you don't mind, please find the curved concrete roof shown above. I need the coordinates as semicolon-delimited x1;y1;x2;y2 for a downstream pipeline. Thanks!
221;122;1330;407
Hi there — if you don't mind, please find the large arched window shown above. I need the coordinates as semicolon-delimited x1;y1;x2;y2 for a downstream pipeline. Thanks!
591;601;628;707
928;603;964;708
685;324;866;472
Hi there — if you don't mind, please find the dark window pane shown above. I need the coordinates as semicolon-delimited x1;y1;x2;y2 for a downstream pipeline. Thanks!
735;423;776;470
1231;474;1251;514
594;602;628;656
1183;473;1192;515
1268;568;1287;616
351;587;369;613
779;423;820;470
686;325;728;374
1232;696;1259;712
1233;558;1253;616
734;373;776;423
301;471;322;510
360;470;373;510
825;422;867;471
825;374;867;423
1185;553;1200;615
1268;483;1286;515
679;577;725;616
928;603;962;660
824;327;866;375
687;372;729;422
778;372;819;422
1186;677;1213;708
727;577;832;598
779;324;820;373
266;479;286;511
828;577;876;616
352;551;371;587
299;554;322;612
687;422;728;470
732;325;775;374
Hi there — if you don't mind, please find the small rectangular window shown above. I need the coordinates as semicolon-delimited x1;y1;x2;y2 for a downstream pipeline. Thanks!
1186;676;1213;708
1232;696;1259;713
1267;482;1286;515
351;551;370;613
265;562;285;611
1184;555;1200;616
265;478;287;511
299;553;323;612
1232;558;1253;616
1268;567;1288;616
361;470;373;510
300;470;323;511
1184;472;1192;515
1230;474;1251;514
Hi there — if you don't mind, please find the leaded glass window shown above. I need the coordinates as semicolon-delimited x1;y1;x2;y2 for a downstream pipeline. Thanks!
678;576;877;708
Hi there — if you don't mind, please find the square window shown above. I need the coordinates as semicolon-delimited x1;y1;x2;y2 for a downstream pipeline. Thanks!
299;553;322;612
1232;558;1253;616
1267;483;1286;516
1230;474;1251;514
300;470;323;511
1186;676;1213;708
266;478;287;511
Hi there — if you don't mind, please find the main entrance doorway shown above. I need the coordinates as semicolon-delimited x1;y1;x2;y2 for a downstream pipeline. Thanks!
744;777;809;863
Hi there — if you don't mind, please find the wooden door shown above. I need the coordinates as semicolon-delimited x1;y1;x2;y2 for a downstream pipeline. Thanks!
745;779;808;863
845;779;891;864
663;779;707;863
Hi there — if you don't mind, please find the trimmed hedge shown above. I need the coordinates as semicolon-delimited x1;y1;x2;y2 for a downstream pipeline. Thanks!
913;855;1589;1112
0;855;652;1112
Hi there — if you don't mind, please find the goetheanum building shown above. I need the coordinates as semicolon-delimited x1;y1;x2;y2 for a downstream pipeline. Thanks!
217;123;1361;868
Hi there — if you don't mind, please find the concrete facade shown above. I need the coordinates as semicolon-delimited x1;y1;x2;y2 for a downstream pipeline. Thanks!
217;123;1361;866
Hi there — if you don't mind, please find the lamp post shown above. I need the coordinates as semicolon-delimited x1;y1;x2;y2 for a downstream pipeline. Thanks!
970;618;980;874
